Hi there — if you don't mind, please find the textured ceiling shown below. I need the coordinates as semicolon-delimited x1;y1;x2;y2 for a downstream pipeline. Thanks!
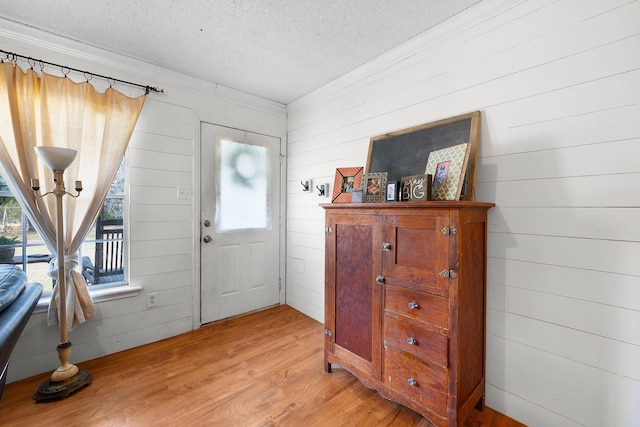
0;0;480;104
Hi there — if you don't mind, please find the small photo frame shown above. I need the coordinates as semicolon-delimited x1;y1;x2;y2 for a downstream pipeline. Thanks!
362;172;387;203
425;143;470;200
332;167;363;203
386;181;399;201
400;174;432;201
433;161;450;187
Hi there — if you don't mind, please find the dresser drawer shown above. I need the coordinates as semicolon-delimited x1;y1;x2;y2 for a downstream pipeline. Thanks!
384;284;448;330
384;347;448;417
384;317;448;368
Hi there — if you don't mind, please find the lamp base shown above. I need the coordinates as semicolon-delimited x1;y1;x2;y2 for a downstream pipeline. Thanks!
33;368;91;402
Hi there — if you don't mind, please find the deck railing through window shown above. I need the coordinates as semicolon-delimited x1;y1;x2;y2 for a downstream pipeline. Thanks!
81;215;124;285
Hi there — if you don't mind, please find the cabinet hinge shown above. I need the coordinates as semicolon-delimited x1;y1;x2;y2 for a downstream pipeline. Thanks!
439;269;458;279
325;226;332;233
324;329;332;337
441;226;457;236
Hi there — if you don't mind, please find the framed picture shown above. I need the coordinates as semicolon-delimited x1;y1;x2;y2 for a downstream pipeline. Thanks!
362;172;387;202
331;167;363;203
386;181;399;201
400;174;432;201
425;143;470;200
365;111;480;200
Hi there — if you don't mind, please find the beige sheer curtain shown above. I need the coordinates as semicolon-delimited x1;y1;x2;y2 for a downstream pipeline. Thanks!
0;61;146;332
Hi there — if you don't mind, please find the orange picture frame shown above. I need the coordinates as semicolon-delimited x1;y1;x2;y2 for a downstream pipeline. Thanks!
331;167;363;203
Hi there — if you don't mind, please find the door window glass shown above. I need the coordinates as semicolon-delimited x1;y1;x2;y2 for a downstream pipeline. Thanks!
215;138;270;232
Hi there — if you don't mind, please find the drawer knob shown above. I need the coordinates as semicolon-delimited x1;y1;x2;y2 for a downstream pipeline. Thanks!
382;242;391;251
407;378;418;386
376;275;386;285
407;301;419;310
407;337;417;345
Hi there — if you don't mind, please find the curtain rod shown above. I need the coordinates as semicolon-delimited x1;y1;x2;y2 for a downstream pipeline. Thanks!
1;49;164;95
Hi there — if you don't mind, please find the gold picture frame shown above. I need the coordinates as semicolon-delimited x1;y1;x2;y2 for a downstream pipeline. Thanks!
425;143;470;200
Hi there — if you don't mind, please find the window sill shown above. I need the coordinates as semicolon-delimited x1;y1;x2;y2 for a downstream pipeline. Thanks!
34;283;142;314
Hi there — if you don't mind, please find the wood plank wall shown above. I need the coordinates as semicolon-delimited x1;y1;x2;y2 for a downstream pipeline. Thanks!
285;1;640;425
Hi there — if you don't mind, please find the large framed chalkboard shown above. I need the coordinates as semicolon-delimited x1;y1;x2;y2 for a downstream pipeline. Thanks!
366;111;481;200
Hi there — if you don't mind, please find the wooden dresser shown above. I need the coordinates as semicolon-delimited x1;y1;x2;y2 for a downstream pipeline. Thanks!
321;201;493;426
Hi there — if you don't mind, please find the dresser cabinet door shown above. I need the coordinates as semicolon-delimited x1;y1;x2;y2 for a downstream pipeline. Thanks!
382;213;451;296
325;212;383;378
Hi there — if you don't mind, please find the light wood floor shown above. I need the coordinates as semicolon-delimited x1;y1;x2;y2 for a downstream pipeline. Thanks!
1;305;525;426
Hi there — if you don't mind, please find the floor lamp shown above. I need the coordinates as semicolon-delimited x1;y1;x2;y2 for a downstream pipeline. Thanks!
31;146;91;401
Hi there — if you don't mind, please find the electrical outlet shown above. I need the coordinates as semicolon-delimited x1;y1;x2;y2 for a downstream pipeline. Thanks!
146;292;158;309
177;186;191;199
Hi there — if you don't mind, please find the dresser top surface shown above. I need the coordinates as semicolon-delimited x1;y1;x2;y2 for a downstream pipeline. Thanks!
320;201;495;210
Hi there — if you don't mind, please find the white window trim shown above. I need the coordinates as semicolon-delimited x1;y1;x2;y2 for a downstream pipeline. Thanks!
34;284;142;313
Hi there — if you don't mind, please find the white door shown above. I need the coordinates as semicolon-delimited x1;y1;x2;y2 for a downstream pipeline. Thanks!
200;122;281;324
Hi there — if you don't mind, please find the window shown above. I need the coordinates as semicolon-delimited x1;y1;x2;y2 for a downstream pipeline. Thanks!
215;138;271;232
0;159;126;296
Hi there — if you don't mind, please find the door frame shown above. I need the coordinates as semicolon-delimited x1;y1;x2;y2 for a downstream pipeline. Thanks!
191;114;287;329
